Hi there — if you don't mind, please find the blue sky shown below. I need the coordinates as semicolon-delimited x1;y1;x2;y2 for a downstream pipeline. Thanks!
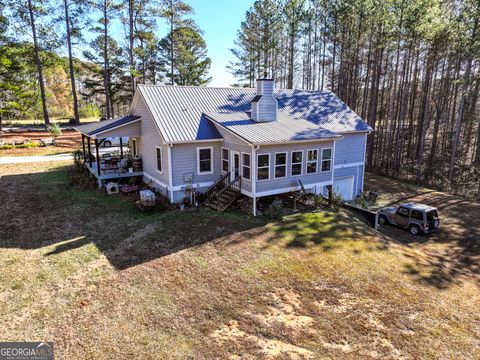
187;0;254;86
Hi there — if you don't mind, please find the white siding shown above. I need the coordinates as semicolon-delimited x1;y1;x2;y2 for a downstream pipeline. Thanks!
131;95;169;189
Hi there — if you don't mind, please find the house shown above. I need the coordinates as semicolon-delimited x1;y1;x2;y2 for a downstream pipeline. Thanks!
74;79;372;215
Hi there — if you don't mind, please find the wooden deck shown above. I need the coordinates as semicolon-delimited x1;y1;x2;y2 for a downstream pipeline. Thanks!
85;162;143;184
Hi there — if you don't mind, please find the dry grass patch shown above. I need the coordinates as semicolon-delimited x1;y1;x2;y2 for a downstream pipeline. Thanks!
0;162;479;359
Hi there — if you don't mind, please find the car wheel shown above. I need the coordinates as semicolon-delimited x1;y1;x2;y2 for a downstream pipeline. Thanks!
409;224;421;236
378;215;388;225
103;140;112;147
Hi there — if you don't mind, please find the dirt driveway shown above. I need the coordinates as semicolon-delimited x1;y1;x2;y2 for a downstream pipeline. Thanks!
365;173;479;287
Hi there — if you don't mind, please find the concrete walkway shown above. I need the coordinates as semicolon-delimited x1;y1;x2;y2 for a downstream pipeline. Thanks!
0;153;73;164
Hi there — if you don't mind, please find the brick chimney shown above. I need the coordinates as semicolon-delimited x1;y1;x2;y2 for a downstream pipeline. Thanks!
251;79;277;122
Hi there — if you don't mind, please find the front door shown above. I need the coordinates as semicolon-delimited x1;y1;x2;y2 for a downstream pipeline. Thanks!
231;151;240;180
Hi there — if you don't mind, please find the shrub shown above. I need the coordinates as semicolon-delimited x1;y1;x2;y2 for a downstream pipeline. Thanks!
47;123;62;140
351;196;369;209
16;142;39;149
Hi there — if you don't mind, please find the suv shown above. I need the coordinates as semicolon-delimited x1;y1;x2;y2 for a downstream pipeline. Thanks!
378;203;440;235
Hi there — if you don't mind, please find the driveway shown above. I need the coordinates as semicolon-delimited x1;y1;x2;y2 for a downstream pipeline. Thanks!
0;147;121;165
365;173;479;284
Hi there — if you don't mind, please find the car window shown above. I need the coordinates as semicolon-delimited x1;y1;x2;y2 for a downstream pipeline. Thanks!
397;207;409;218
410;210;423;220
426;210;438;222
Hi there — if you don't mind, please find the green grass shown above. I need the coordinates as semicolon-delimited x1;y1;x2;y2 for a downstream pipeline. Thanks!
0;162;479;359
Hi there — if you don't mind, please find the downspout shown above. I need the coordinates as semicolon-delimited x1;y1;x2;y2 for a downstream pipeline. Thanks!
167;143;174;203
251;144;260;216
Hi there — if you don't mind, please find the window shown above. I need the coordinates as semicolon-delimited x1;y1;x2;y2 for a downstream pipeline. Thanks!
257;154;270;180
397;207;409;218
410;210;423;220
156;146;162;173
242;153;251;180
426;210;438;222
306;149;318;174
222;148;229;173
321;148;332;172
197;147;213;174
291;151;303;176
275;152;287;178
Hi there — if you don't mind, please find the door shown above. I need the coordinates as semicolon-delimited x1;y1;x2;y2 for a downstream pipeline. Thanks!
333;176;354;200
231;151;240;180
394;207;410;227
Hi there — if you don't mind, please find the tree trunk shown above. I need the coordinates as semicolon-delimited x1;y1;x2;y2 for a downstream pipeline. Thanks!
103;0;111;119
128;0;135;94
448;15;478;182
64;0;80;125
27;0;49;125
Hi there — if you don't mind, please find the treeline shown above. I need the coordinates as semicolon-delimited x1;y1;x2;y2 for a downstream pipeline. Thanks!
229;0;480;198
0;0;211;126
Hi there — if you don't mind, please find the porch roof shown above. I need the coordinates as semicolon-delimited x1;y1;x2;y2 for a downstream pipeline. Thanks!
73;115;141;138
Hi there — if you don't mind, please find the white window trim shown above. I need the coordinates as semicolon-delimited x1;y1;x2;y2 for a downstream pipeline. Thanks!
321;147;333;173
257;153;270;181
197;146;214;175
242;152;251;180
290;150;303;177
306;149;318;174
274;152;287;179
221;147;229;174
155;146;163;174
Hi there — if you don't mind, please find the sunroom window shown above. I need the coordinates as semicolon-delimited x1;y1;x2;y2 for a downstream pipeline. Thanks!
291;151;303;176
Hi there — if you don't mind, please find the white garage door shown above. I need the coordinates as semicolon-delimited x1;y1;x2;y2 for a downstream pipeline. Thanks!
333;176;354;200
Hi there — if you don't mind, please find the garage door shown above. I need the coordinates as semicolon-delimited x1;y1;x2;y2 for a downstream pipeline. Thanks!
333;176;354;200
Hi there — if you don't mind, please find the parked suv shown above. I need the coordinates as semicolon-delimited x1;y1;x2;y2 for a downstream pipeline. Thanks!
378;203;440;235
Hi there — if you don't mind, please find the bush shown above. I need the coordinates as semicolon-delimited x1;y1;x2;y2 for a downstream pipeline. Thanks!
0;144;15;150
0;142;38;150
16;142;39;149
351;196;369;209
46;123;62;142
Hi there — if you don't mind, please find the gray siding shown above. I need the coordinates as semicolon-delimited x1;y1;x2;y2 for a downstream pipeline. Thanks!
96;120;141;138
214;126;253;193
255;141;334;194
171;141;222;187
334;133;367;165
334;165;362;196
131;95;169;188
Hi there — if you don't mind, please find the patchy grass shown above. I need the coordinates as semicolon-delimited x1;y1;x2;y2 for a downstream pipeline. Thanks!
0;162;479;359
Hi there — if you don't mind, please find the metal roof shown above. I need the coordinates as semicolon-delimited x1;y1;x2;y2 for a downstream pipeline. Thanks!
136;85;371;143
204;111;340;145
73;115;141;137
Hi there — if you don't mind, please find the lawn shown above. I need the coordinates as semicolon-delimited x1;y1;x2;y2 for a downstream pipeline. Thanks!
0;162;479;359
0;130;82;157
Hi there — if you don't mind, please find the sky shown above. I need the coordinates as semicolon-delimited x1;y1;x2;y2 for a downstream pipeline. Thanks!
186;0;254;87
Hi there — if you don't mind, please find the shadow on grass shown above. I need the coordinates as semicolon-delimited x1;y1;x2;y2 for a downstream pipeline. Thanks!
0;165;265;270
366;173;480;289
265;210;379;252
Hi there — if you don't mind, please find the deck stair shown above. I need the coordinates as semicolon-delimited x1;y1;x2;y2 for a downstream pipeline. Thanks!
205;173;242;211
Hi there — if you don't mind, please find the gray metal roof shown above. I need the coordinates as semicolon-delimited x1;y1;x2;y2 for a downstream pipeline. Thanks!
136;85;371;143
73;115;141;137
204;111;340;144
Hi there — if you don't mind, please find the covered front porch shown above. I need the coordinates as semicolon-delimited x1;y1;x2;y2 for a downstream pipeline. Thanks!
73;116;143;187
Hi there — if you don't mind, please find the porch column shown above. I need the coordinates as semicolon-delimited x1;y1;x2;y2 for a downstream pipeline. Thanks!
252;196;257;216
81;134;86;161
94;138;101;176
87;136;92;168
119;137;123;158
